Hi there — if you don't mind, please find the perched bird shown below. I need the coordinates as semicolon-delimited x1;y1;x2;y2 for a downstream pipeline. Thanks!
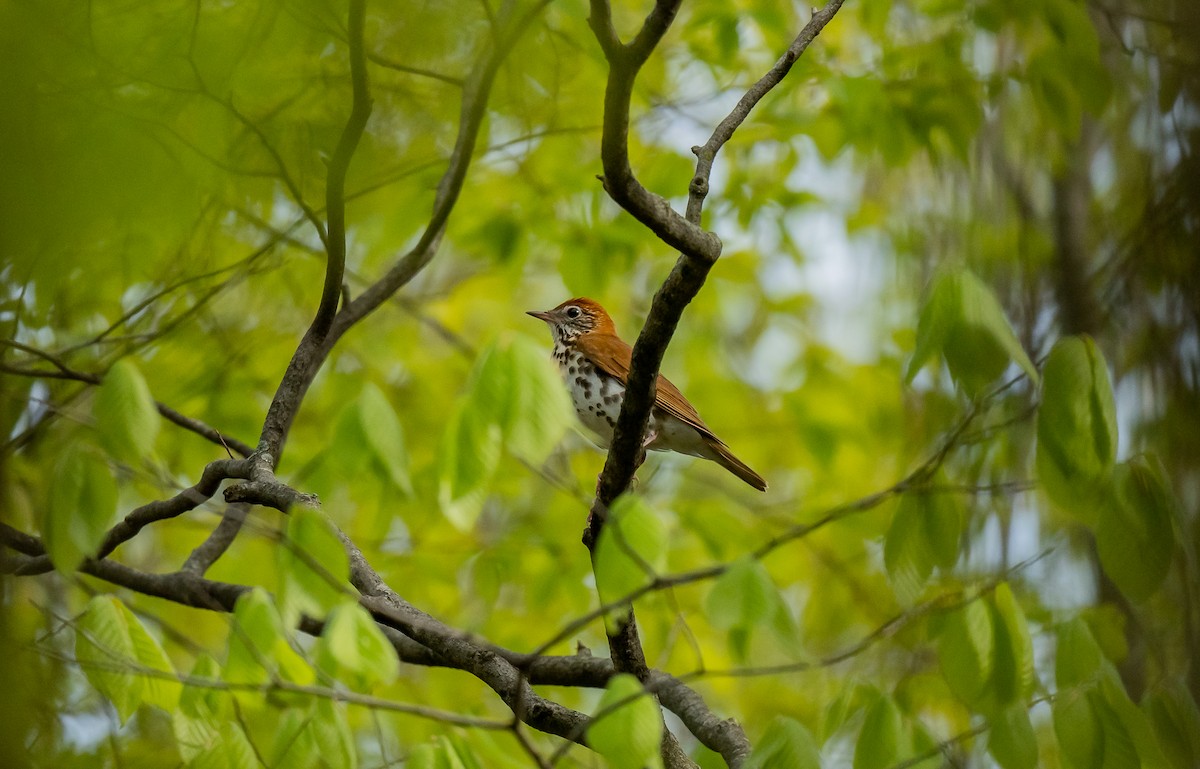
527;298;767;491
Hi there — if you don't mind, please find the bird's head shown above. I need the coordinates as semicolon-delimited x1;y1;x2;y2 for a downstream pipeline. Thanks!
526;298;616;344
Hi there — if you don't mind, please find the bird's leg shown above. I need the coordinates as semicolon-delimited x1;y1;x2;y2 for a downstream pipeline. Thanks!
641;428;658;449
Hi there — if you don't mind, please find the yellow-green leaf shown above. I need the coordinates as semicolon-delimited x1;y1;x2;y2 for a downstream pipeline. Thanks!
985;583;1036;709
587;673;664;769
356;382;413;495
1056;617;1106;689
854;695;910;769
939;597;995;706
706;556;780;632
988;704;1037;769
437;400;502;531
94;358;160;461
906;268;1037;394
278;506;353;627
224;589;314;698
594;495;668;632
43;444;119;575
75;595;144;723
1036;336;1117;521
1145;680;1200;769
744;716;822;769
314;602;399;691
1096;456;1177;601
125;606;181;711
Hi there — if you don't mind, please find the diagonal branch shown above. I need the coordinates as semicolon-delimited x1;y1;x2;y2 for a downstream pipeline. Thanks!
330;0;553;337
594;0;848;522
6;458;252;576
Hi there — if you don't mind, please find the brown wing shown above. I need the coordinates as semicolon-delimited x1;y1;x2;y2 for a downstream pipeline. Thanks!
574;332;719;441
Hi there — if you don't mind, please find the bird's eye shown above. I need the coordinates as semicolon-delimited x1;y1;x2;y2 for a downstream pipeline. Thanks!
566;306;581;319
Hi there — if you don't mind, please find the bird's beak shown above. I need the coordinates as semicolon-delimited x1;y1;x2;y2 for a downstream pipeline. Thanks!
526;310;553;323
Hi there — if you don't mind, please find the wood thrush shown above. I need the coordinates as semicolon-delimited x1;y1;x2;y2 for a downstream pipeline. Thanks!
527;298;768;491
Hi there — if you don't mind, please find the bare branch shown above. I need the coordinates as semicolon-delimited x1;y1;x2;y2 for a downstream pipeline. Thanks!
331;1;553;337
180;503;250;576
322;0;373;338
7;458;252;576
687;0;846;220
254;0;373;461
588;0;719;258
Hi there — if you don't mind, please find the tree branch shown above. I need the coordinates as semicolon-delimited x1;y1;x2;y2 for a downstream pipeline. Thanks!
580;3;845;764
588;0;719;258
255;0;373;461
331;0;552;337
6;458;252;576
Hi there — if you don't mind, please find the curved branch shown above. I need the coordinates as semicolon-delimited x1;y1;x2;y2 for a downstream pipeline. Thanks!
7;458;252;576
322;0;373;338
588;0;720;259
686;0;846;219
582;4;848;764
255;0;372;460
331;1;552;337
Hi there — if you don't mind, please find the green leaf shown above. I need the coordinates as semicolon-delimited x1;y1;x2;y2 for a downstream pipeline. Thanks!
939;597;994;706
93;358;160;461
906;268;1037;394
43;443;119;575
906;269;961;385
1099;675;1172;769
278;506;353;627
884;486;963;603
594;495;668;632
985;583;1036;709
437;399;502;530
180;654;227;722
464;336;572;461
356;382;413;494
1036;336;1118;520
884;496;933;604
310;699;358;769
503;335;573;459
1145;680;1200;769
988;704;1037;769
854;695;909;769
1054;690;1102;769
743;716;822;769
271;708;318;769
706;556;779;632
224;588;314;696
1092;690;1141;769
191;722;260;769
1096;456;1177;601
174;655;226;762
75;595;144;723
1056;617;1106;689
314;602;399;691
587;673;664;769
73;595;179;718
124;606;181;711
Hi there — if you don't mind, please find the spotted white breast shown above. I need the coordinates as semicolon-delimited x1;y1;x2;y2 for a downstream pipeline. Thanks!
551;345;709;457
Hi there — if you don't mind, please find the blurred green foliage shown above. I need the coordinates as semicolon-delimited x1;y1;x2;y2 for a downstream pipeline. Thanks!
1;0;1197;766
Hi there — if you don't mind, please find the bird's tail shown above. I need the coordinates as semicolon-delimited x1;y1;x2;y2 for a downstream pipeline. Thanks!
708;439;768;491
